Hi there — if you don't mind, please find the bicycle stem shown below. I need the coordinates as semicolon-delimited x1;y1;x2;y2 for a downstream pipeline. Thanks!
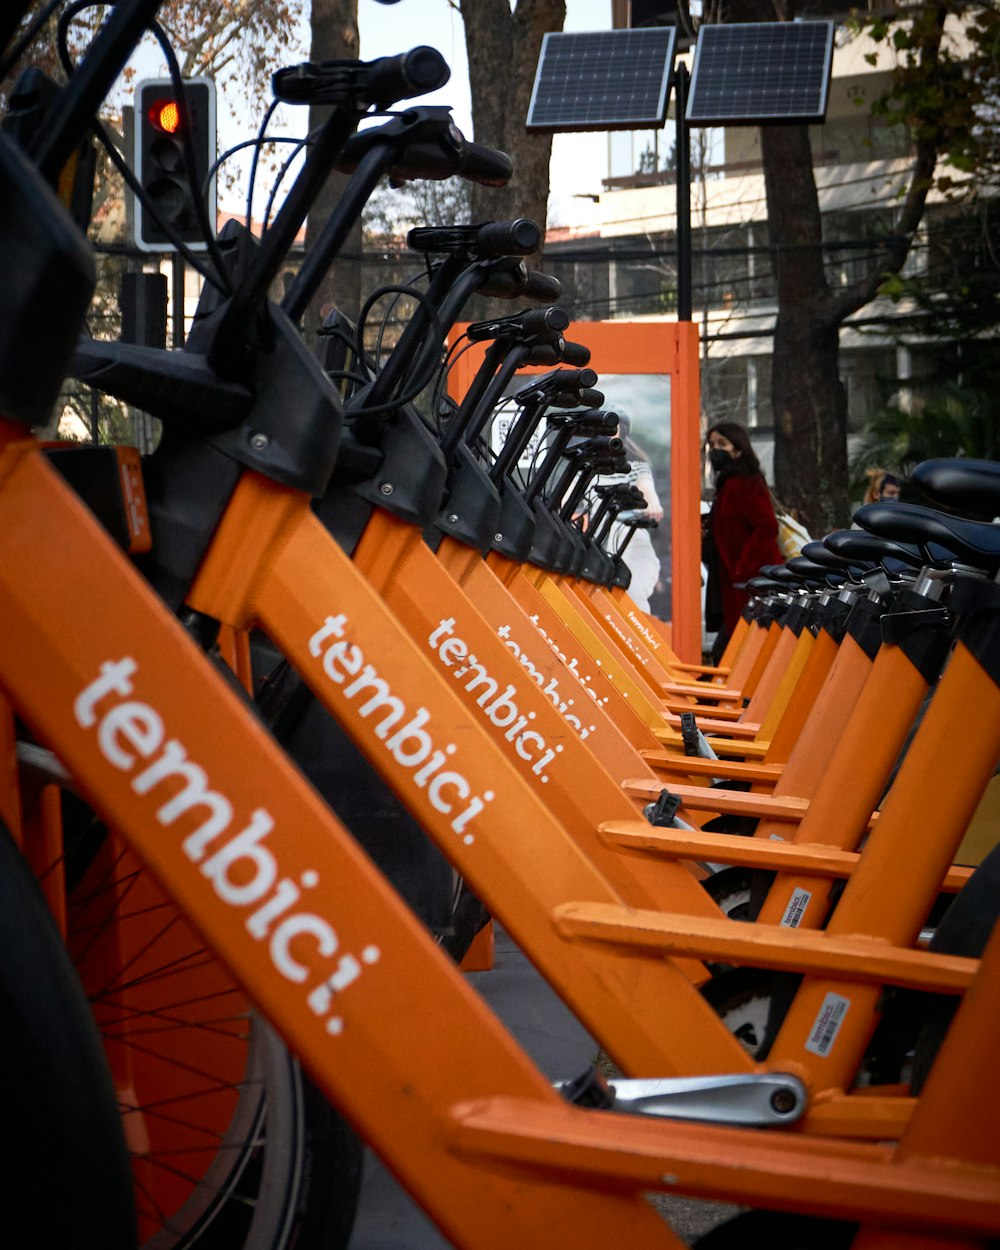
280;142;392;325
210;106;365;376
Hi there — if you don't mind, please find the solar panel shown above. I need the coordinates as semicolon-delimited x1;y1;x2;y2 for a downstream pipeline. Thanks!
686;22;834;126
526;28;677;132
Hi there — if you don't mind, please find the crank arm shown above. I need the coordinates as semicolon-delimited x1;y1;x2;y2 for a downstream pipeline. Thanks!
560;1069;806;1128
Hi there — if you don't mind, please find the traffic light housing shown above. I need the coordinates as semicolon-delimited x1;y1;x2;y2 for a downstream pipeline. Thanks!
134;77;216;253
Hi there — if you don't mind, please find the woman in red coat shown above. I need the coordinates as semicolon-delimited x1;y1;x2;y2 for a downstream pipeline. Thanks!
706;421;781;654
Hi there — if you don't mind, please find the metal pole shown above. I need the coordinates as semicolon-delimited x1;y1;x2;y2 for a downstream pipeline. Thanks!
674;62;692;323
172;251;185;348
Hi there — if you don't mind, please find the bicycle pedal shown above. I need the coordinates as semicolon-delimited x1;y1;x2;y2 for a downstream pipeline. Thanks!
558;1066;616;1110
679;710;700;756
643;788;682;827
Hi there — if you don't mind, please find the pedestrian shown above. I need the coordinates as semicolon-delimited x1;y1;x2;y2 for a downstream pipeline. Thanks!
704;421;782;661
862;468;887;505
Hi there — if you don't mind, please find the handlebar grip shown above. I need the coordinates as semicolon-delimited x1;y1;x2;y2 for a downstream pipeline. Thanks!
370;131;511;185
474;259;529;299
406;221;536;259
589;452;629;474
473;218;540;257
457;138;513;186
363;47;450;106
569;409;618;431
568;434;624;457
558;339;591;366
523;342;563;365
520;269;561;302
466;304;568;342
572;386;604;408
562;367;598;389
519;305;570;335
273;48;449;106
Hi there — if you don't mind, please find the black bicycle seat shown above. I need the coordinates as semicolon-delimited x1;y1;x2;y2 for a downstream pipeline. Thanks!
747;576;787;594
801;539;871;576
854;501;1000;571
786;556;847;587
911;458;1000;519
824;529;925;569
761;565;820;590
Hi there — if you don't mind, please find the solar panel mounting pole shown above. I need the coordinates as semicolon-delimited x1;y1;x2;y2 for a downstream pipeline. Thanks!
674;61;692;323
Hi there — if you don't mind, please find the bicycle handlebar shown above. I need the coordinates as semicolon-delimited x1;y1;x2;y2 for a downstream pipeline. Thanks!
519;338;590;368
551;386;603;408
520;270;562;302
337;111;512;187
474;259;530;299
272;47;450;108
466;305;569;342
408;219;540;258
567;435;624;459
514;367;598;398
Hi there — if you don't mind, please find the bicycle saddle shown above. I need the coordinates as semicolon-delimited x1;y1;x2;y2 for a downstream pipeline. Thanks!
760;562;821;591
800;539;871;578
785;556;848;587
824;529;925;569
855;501;1000;572
911;457;1000;519
746;575;788;594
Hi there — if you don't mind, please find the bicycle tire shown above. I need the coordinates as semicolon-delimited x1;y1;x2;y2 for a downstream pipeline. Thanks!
701;866;754;921
62;816;361;1250
700;967;801;1061
143;1014;362;1250
0;818;136;1249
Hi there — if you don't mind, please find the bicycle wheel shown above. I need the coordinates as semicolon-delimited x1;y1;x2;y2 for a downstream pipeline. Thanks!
63;820;361;1249
700;968;801;1060
702;966;914;1083
701;866;754;921
0;818;136;1249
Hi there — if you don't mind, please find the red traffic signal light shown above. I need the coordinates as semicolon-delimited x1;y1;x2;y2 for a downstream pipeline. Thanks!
147;98;182;135
134;78;216;253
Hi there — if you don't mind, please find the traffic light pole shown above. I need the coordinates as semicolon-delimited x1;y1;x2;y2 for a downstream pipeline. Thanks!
172;252;185;348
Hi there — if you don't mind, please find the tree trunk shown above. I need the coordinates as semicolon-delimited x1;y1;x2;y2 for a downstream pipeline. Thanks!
304;0;360;337
461;0;565;265
760;124;847;534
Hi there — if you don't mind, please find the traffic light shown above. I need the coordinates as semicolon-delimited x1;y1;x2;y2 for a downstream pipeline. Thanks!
134;77;216;253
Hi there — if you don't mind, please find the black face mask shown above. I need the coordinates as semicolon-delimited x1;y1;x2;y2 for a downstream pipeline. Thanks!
708;447;732;472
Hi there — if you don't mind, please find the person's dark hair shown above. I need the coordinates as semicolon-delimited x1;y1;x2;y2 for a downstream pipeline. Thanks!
707;421;764;481
880;472;902;491
614;409;649;464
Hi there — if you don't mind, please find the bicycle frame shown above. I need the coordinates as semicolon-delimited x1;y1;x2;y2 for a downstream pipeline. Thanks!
3;424;999;1248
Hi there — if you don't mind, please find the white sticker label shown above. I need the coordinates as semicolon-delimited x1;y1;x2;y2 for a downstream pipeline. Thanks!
805;992;850;1057
780;887;812;928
